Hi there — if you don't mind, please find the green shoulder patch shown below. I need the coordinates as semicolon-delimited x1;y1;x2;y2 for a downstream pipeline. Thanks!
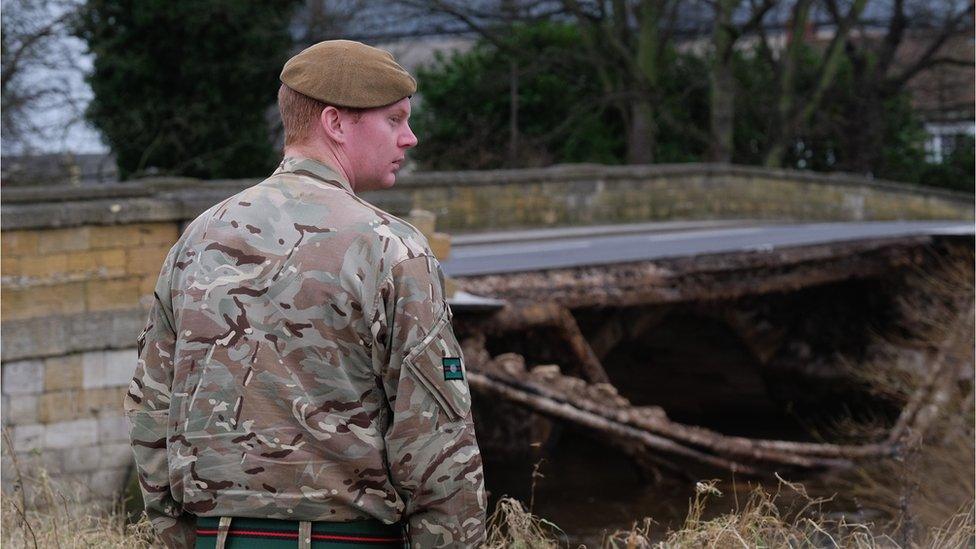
442;357;464;381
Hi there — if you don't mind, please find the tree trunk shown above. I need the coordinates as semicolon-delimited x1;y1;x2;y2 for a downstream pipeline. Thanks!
627;0;660;165
627;98;655;164
765;0;867;167
708;0;737;163
507;58;519;167
764;0;812;167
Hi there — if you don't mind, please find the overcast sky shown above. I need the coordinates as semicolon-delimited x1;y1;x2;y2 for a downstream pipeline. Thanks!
5;0;969;156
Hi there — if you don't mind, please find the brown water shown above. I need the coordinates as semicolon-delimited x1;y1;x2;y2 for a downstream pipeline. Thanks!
483;429;850;547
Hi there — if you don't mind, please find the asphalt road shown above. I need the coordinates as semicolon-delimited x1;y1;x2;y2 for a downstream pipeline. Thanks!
441;220;974;277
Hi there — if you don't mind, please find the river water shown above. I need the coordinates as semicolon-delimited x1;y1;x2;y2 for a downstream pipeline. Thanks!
482;429;861;547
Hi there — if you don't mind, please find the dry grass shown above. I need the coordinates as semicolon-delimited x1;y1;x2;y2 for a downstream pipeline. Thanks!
1;427;156;548
1;465;156;548
484;480;973;548
835;254;975;544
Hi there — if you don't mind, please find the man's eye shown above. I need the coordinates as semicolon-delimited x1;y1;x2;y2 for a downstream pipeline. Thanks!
389;116;401;124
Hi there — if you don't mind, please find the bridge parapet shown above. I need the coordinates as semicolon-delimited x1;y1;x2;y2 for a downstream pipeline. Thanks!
2;163;972;232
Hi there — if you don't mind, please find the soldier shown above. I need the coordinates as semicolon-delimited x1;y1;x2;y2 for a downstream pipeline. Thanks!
125;40;486;548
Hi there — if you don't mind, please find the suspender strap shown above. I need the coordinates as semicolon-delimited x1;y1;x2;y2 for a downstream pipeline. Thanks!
298;521;312;549
215;516;233;549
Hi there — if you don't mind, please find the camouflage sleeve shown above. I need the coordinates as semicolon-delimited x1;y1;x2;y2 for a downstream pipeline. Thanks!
123;251;196;549
374;255;486;548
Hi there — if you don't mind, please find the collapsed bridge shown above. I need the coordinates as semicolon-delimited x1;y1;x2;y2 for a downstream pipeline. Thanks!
443;221;975;477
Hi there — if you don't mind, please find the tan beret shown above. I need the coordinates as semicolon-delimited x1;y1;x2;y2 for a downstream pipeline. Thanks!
280;40;417;109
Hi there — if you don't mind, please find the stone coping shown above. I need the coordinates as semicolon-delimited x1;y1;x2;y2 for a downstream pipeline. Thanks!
3;163;972;231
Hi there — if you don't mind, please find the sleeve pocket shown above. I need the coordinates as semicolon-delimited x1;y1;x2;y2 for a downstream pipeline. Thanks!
403;312;472;422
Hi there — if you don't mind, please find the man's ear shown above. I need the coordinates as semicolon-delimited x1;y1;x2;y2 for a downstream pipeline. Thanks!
320;106;345;143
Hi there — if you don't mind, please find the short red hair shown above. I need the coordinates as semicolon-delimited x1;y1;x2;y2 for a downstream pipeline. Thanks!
278;84;365;147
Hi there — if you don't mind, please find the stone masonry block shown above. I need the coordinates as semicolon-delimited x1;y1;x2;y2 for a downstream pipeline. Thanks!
65;249;127;278
67;312;117;351
44;418;97;449
44;354;84;392
2;230;39;257
103;349;137;387
37;227;90;254
90;467;128;498
137;223;180;245
139;274;158;296
13;448;62;474
7;394;39;424
1;282;86;321
429;232;451;261
82;351;106;389
111;311;145;346
126;245;170;275
0;455;12;483
81;387;128;414
407;209;436;235
2;360;44;395
99;442;132;469
17;254;69;278
89;225;142;249
1;315;67;361
85;277;141;312
11;423;45;451
60;445;102;474
38;390;84;423
97;413;129;443
1;256;21;277
83;387;125;414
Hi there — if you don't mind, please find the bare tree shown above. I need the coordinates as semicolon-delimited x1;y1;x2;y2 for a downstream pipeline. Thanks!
398;0;692;164
705;0;776;162
755;0;868;166
829;0;974;173
1;0;92;155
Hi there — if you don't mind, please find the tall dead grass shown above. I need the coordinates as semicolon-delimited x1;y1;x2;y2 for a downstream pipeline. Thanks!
836;250;975;543
484;479;973;548
1;433;156;548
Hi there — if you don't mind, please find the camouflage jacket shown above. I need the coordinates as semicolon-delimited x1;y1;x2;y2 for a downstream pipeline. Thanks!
124;157;486;548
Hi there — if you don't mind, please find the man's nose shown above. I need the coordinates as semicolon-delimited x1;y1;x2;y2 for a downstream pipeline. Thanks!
400;124;418;149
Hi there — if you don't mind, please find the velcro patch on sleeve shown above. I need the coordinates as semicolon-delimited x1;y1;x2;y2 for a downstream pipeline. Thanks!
442;357;464;381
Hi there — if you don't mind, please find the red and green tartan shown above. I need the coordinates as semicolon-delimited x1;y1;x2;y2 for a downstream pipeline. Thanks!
194;517;406;548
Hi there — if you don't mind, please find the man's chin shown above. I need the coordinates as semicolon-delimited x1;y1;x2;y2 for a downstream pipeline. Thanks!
356;176;397;193
377;173;398;189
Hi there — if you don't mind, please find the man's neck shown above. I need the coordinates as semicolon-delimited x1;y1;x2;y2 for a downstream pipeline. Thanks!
282;145;354;188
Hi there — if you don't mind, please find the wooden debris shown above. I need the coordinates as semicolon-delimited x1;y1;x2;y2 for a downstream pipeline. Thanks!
461;295;974;474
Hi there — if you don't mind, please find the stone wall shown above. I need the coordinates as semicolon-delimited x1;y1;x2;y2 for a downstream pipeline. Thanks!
2;223;179;505
3;164;972;232
1;163;971;507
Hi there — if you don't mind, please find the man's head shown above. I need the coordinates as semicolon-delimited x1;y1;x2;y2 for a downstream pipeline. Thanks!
278;40;418;192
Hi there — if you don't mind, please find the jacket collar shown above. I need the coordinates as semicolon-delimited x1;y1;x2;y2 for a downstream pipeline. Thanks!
274;156;355;195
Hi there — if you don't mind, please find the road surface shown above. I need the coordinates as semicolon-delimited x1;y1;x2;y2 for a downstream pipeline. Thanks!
441;220;974;277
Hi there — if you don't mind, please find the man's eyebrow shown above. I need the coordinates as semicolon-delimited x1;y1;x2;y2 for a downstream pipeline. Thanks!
390;108;409;117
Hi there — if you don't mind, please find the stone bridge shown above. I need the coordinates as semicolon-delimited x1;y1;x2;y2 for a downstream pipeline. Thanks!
1;163;971;507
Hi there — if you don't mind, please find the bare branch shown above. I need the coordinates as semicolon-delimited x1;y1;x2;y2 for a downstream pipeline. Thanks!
891;3;975;87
